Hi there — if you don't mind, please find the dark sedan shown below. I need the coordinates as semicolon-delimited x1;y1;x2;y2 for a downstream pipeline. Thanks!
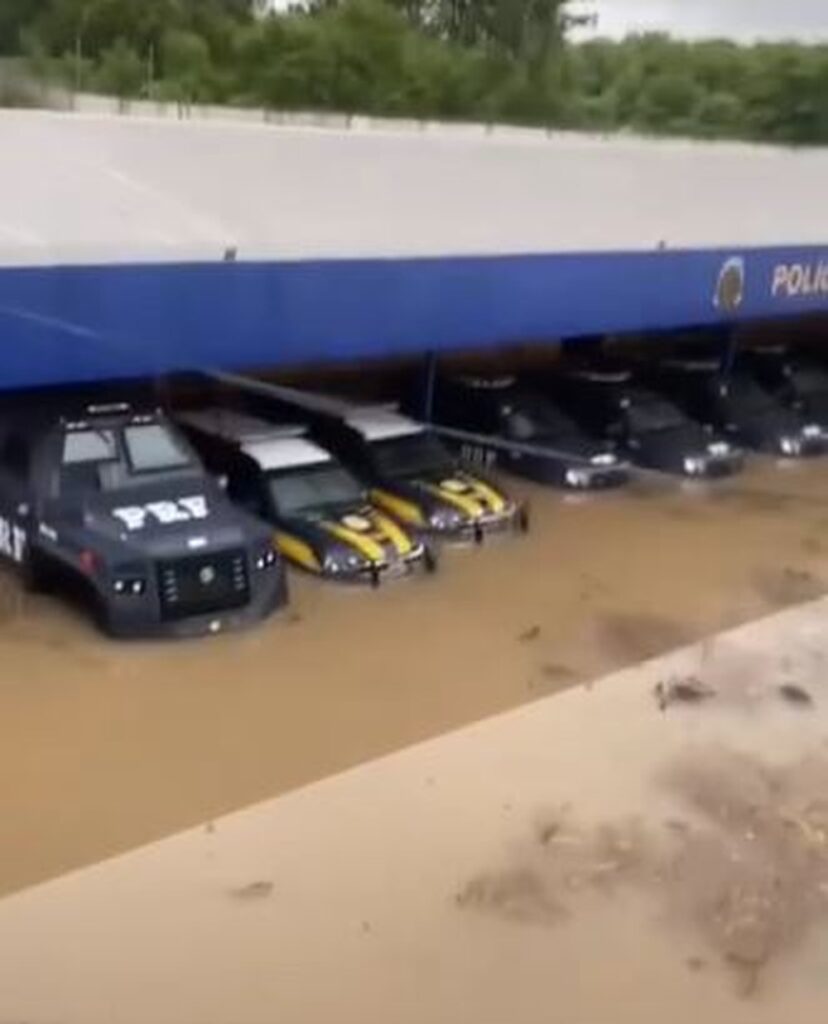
541;365;744;478
426;376;630;490
651;358;827;459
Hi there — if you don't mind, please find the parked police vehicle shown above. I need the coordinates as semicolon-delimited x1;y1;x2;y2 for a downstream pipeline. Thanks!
425;375;629;490
178;408;436;584
741;346;828;437
210;375;528;543
541;363;743;478
648;357;827;459
0;400;287;638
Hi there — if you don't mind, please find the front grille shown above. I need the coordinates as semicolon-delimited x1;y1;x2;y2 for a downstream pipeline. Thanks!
157;549;250;622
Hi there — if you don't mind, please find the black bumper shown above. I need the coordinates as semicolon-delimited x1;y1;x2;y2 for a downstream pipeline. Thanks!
433;504;530;544
101;565;288;640
327;546;436;586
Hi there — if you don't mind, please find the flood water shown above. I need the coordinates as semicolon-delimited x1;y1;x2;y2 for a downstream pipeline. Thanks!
1;459;828;898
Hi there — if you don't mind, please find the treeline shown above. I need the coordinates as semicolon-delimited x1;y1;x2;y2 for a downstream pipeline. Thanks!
3;0;827;144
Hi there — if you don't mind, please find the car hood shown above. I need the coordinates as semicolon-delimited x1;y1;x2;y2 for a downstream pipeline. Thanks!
283;505;417;561
395;469;511;518
77;482;257;553
633;423;719;457
802;392;828;426
731;406;808;438
528;432;619;462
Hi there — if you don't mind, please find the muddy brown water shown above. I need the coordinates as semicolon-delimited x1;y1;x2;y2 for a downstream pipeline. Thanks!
1;459;828;898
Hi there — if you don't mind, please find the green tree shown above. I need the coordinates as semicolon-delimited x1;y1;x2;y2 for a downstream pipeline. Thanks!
94;35;144;106
634;71;701;132
161;28;213;103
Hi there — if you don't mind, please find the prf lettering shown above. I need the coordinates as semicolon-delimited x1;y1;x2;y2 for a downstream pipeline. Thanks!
772;262;828;299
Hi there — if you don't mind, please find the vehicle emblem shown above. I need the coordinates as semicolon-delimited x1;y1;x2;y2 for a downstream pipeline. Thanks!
715;256;746;312
342;514;372;532
199;565;217;586
441;479;469;494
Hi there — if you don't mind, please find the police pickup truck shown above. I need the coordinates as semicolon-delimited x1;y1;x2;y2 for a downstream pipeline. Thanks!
177;408;435;584
0;400;287;638
209;375;528;543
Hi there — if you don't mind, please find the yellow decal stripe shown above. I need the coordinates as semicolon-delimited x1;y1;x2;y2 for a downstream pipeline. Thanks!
372;513;414;556
466;478;507;514
323;523;386;563
424;484;483;519
275;532;321;573
371;489;425;526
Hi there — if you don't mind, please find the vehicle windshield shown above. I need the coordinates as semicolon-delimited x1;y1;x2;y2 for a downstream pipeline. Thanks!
124;424;194;473
61;421;198;493
372;431;454;479
63;428;118;464
793;367;828;400
503;394;578;442
269;462;365;517
727;376;779;417
627;393;687;433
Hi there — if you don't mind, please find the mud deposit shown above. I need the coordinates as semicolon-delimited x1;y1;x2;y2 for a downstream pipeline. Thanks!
2;460;828;897
458;748;828;996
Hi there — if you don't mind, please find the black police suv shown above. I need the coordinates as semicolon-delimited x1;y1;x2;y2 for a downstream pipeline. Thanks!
541;364;744;478
424;375;629;490
649;357;827;458
742;346;828;436
209;376;528;543
178;407;435;584
0;401;287;638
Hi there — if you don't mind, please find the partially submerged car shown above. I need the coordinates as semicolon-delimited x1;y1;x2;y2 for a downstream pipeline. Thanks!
650;357;827;458
425;375;629;490
541;364;744;478
0;401;287;638
178;408;436;584
210;375;529;543
742;346;828;436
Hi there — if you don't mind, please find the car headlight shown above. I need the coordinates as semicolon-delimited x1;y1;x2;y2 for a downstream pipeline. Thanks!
707;442;730;457
255;548;279;571
683;456;706;476
780;436;802;456
112;576;146;595
590;453;617;467
324;547;364;574
565;468;592;488
803;424;822;439
429;507;465;531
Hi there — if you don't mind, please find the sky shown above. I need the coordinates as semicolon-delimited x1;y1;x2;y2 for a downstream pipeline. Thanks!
571;0;828;42
267;1;828;43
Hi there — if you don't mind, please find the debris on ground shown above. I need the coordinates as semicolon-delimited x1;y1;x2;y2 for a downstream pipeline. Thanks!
654;675;717;711
229;880;274;901
778;684;814;708
518;626;541;643
456;749;828;997
456;868;565;926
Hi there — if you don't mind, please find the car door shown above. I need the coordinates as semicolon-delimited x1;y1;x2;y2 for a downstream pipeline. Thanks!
0;430;36;568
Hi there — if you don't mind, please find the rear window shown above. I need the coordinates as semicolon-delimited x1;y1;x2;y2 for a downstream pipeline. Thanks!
124;424;193;473
63;429;117;464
